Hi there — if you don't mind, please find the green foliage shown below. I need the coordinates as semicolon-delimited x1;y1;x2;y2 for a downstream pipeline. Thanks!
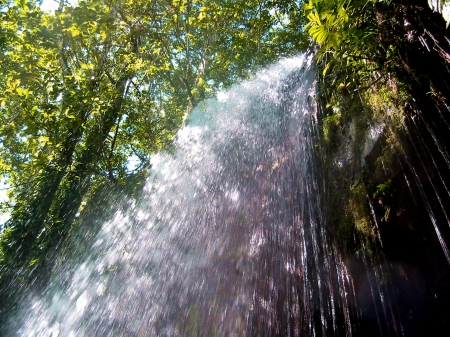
0;0;308;285
335;177;377;259
304;0;384;84
321;109;342;146
304;0;412;256
373;179;392;199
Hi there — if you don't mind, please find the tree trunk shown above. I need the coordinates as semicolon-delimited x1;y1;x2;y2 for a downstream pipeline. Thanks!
2;102;91;267
46;75;130;248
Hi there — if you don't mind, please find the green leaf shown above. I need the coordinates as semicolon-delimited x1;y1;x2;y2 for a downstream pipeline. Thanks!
322;61;332;76
29;258;40;267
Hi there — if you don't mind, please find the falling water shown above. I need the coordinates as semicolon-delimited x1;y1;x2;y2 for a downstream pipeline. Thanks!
1;54;347;336
3;53;450;336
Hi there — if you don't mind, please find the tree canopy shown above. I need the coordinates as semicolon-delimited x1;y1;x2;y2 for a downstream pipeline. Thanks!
0;0;308;275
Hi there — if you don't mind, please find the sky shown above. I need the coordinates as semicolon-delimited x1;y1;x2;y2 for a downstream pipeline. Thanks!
40;0;59;12
40;0;77;12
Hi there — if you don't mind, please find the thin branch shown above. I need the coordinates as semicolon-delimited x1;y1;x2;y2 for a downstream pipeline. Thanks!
354;73;386;92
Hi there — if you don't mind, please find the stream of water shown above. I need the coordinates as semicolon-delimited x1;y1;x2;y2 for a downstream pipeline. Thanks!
3;54;449;336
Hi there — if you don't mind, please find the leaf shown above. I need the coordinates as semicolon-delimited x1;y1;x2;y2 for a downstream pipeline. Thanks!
69;26;81;37
302;0;315;11
322;61;332;76
29;258;40;267
38;136;49;143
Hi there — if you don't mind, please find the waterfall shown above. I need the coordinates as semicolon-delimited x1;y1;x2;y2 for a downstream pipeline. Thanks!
5;53;448;337
2;53;334;336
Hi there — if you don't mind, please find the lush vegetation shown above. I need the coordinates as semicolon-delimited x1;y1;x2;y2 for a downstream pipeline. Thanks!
303;4;450;332
302;0;450;250
1;0;450;334
1;0;450;313
0;0;307;279
303;0;450;127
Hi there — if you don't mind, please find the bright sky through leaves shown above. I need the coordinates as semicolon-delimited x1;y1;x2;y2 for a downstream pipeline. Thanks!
40;0;77;12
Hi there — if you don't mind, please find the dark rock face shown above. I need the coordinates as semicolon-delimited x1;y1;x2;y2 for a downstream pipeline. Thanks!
321;2;450;335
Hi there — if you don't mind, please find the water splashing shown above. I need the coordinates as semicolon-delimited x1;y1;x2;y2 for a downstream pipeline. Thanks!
3;53;449;336
6;54;347;336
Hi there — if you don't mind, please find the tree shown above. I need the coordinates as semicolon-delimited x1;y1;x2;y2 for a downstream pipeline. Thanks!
0;0;306;278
